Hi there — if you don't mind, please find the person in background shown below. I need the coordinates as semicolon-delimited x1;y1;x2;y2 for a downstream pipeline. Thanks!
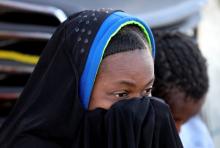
152;31;214;148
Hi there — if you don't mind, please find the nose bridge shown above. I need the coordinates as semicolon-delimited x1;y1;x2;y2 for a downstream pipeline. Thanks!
130;91;143;99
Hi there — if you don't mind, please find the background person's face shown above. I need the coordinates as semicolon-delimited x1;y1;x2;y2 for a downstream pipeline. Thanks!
89;49;154;110
165;89;205;132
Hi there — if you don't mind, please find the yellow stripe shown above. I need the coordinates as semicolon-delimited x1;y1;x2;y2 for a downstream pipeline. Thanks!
0;50;39;65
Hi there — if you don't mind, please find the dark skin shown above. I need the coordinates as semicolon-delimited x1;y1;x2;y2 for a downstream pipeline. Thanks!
88;47;203;133
165;88;205;132
89;49;154;110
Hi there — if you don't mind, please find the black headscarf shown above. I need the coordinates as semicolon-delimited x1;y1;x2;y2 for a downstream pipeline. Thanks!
0;9;182;148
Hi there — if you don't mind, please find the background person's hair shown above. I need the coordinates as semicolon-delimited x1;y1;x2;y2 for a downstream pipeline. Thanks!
103;25;150;58
152;31;209;101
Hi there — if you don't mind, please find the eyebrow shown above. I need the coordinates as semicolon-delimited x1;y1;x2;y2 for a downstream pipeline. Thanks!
117;77;155;87
117;80;136;87
144;78;155;87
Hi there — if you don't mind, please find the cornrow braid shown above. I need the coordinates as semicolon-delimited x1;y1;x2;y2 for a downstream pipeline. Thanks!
104;25;149;58
152;31;209;101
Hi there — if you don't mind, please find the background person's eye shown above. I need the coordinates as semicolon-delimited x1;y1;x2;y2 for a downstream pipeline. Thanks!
142;87;153;96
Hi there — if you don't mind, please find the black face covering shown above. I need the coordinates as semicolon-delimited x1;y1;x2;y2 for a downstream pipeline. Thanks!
0;9;182;148
74;97;182;148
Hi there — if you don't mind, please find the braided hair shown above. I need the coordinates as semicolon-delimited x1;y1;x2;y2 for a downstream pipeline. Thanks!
152;31;209;101
104;25;149;58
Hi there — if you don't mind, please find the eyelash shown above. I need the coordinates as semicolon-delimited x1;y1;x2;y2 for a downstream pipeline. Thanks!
114;91;129;99
113;87;153;99
142;87;153;96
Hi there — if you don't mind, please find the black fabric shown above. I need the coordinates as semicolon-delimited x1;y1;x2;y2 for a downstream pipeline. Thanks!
0;10;183;148
73;97;182;148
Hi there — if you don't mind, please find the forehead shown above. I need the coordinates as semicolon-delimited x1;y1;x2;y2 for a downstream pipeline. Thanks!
98;49;154;82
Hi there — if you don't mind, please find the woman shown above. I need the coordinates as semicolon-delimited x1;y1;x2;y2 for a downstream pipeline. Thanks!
0;9;182;148
152;31;209;132
152;31;213;147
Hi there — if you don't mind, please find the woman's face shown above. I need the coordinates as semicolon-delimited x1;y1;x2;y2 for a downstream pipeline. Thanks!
89;49;154;110
165;89;205;132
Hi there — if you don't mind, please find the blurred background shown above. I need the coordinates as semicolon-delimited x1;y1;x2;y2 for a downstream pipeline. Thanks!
0;0;219;147
199;0;220;147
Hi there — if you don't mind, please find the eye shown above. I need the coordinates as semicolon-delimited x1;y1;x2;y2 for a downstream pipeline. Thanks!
113;91;128;99
142;87;153;96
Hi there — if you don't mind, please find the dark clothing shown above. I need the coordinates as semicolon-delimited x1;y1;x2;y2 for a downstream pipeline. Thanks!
0;10;182;148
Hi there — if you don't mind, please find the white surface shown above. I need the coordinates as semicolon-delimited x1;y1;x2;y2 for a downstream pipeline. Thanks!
199;0;220;147
180;116;214;148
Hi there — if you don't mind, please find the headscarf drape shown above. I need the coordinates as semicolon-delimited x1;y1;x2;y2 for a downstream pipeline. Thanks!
0;9;182;148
